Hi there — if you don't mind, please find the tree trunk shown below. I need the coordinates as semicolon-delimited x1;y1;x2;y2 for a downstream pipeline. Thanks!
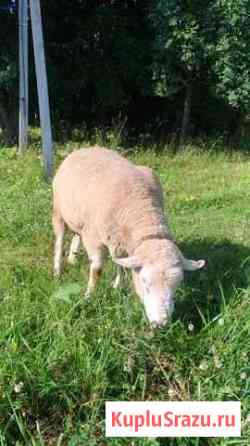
0;102;17;144
232;113;246;142
179;83;192;146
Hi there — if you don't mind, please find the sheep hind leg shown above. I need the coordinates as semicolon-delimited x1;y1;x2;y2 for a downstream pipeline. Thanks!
112;266;123;289
85;253;105;299
68;234;81;265
53;210;65;278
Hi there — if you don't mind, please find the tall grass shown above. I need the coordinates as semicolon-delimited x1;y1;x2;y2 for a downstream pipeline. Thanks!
0;142;249;445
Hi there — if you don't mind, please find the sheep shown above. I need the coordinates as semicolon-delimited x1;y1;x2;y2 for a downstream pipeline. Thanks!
52;146;205;326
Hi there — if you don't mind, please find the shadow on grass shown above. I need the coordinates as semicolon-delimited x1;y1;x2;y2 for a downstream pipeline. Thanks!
61;236;250;331
174;237;250;329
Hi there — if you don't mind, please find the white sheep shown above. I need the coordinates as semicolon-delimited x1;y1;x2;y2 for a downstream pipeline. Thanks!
52;146;205;326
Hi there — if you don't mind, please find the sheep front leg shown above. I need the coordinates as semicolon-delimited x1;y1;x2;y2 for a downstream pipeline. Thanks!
82;237;106;298
85;254;104;298
112;266;123;289
68;234;81;265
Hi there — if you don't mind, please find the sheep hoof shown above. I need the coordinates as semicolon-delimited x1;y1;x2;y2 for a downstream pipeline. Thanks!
112;275;121;289
54;269;61;279
67;255;76;265
84;289;92;300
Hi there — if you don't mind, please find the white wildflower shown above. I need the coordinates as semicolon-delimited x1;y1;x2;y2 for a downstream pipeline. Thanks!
246;414;250;424
199;360;209;371
168;388;175;398
214;357;222;369
14;382;24;393
209;345;216;354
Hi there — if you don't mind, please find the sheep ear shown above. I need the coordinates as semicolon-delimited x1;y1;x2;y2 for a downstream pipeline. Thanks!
113;256;142;269
182;258;205;271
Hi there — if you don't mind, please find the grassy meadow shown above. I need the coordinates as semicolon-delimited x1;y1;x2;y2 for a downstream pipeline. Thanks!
0;140;249;445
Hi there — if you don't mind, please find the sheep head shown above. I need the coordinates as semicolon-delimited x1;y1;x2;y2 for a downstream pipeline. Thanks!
114;253;205;327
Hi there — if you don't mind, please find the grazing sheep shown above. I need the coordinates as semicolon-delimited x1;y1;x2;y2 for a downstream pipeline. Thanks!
52;146;205;326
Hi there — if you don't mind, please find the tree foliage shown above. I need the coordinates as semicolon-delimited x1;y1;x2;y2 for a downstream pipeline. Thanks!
0;0;250;143
212;0;250;112
150;0;212;95
0;6;18;142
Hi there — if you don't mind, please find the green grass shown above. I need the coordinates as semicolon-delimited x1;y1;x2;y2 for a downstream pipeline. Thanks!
0;141;249;445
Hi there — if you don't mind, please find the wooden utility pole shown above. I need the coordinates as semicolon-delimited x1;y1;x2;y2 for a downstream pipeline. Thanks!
18;0;29;153
30;0;53;179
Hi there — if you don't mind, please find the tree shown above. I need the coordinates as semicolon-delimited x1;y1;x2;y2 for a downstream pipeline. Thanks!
212;0;250;136
0;6;18;143
149;0;215;142
40;0;153;124
1;0;249;145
